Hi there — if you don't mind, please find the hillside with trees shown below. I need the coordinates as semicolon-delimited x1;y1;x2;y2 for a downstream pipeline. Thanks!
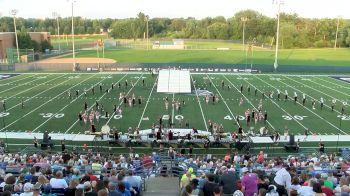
0;10;349;48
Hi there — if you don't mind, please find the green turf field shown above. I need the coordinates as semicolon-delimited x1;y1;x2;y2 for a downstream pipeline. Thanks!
73;48;350;66
0;73;349;137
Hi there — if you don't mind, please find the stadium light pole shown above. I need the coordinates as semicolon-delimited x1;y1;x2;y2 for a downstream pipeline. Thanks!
241;17;248;70
68;0;77;71
144;15;149;50
273;0;284;72
11;9;20;63
334;16;341;50
52;12;61;53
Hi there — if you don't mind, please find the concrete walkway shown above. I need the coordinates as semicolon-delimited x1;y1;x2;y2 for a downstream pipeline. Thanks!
143;177;180;196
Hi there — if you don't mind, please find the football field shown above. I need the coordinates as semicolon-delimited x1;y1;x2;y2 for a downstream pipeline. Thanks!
0;72;349;138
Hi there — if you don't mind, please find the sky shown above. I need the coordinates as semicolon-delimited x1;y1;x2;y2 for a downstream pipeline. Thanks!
0;0;348;19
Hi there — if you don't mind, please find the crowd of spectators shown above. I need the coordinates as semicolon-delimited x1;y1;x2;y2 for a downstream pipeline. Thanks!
0;147;350;196
0;149;154;196
171;149;350;196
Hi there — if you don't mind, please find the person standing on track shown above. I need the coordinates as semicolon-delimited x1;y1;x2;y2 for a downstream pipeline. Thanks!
221;80;225;89
302;93;306;106
240;84;243;93
247;85;251;95
277;89;280;101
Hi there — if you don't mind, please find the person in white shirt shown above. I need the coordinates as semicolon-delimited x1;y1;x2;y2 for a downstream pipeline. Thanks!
298;180;316;196
293;92;298;104
20;183;33;196
273;165;292;195
50;171;68;189
302;93;306;106
320;97;324;110
284;90;288;101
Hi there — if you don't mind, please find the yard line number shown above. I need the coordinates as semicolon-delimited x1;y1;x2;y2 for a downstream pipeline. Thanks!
282;115;308;121
337;115;350;121
40;113;65;118
0;112;10;117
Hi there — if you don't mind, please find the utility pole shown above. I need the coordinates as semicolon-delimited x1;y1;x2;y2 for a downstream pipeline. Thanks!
11;9;20;63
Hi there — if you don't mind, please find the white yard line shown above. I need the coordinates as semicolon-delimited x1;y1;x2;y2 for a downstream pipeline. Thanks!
32;74;114;132
0;74;37;86
223;75;275;130
65;74;129;133
191;75;208;131
254;75;346;134
315;76;350;90
304;76;350;97
5;74;75;112
105;74;143;125
0;75;48;94
283;76;342;114
2;74;65;102
0;74;98;132
238;75;310;132
137;76;158;128
206;74;240;127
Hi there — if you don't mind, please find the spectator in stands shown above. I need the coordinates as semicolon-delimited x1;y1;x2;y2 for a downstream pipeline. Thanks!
98;189;108;196
257;151;265;164
241;167;258;196
50;171;68;189
258;188;267;196
273;165;292;195
298;180;316;196
92;159;103;175
125;170;141;194
313;182;326;196
219;166;238;195
64;179;79;196
180;168;196;189
84;181;97;196
117;182;131;196
132;154;143;175
202;173;219;196
95;180;108;193
289;176;301;193
181;184;193;196
71;168;81;181
32;183;41;196
117;172;131;191
334;177;350;195
168;147;176;159
108;182;122;196
257;174;269;191
38;175;51;192
318;179;333;196
20;183;33;196
86;169;98;182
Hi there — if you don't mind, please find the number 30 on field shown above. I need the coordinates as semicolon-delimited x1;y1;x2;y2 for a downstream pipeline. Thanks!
39;113;65;118
282;115;307;121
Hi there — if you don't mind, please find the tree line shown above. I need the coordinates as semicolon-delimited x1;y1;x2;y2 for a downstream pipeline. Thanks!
1;10;350;48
